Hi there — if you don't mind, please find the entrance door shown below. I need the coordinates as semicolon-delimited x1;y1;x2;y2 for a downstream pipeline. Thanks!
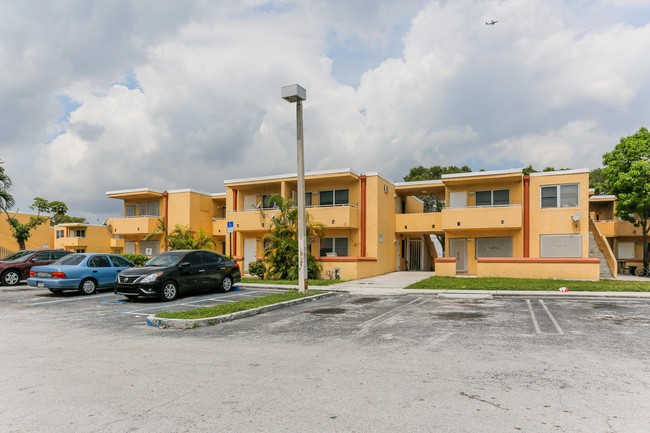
449;238;467;273
244;238;257;273
408;238;422;271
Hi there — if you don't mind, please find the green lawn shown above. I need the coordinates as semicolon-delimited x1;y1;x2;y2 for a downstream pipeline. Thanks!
240;277;342;286
408;276;650;292
156;291;323;320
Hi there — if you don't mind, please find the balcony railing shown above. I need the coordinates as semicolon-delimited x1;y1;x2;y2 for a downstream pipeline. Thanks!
396;213;443;233
227;205;360;231
108;216;159;236
442;204;523;231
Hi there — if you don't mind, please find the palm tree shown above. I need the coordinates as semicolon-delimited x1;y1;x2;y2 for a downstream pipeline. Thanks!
144;218;170;251
167;224;216;251
263;194;324;280
0;161;15;212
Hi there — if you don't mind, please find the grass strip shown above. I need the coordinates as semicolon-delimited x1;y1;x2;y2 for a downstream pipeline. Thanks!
408;276;650;292
240;278;342;286
156;291;323;320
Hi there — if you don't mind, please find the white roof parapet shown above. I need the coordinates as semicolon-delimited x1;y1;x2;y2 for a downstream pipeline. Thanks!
211;192;226;198
590;195;617;200
394;179;444;187
105;187;163;195
442;168;523;179
528;168;590;177
224;168;360;185
167;188;213;196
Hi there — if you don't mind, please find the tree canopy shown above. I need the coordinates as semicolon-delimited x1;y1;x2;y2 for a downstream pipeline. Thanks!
602;126;650;268
403;165;472;212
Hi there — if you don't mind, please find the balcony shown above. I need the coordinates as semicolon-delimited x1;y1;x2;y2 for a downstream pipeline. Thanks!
307;205;359;228
442;205;523;231
212;218;227;235
108;217;159;236
396;213;443;234
110;238;125;249
594;219;642;238
54;237;87;248
227;210;278;232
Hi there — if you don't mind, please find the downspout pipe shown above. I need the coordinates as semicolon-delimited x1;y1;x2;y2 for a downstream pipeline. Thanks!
360;175;367;257
523;176;530;258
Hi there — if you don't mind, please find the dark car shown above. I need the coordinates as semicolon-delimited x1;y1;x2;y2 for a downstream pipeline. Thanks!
27;253;135;295
114;250;241;301
0;249;72;286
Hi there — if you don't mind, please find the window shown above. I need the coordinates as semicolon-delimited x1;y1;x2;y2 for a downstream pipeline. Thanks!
320;237;349;257
475;189;509;206
55;230;64;239
110;255;133;268
52;251;69;260
476;237;513;258
320;189;349;206
541;184;579;208
34;252;51;261
75;249;86;253
125;204;136;217
262;195;279;209
71;229;86;238
540;234;582;257
617;242;635;259
89;256;111;267
200;251;220;264
138;201;159;217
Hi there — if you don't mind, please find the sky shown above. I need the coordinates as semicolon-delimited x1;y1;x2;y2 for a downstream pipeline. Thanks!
1;0;649;222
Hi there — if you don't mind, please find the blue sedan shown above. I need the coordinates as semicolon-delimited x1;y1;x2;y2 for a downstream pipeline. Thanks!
27;253;135;295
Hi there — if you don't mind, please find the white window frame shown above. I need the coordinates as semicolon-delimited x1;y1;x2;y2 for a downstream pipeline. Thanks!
540;184;579;208
319;237;349;257
475;189;510;207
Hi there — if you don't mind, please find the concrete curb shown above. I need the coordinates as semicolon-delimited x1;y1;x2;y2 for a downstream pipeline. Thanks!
146;291;337;330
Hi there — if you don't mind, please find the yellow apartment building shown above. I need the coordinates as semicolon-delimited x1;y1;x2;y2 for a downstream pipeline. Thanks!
589;192;646;273
105;188;227;257
0;213;55;256
52;223;112;253
100;167;601;280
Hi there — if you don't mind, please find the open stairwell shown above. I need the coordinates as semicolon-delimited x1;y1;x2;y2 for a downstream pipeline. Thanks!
588;231;613;279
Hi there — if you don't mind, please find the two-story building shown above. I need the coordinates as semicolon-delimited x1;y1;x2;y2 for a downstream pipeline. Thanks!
53;223;112;253
100;167;600;280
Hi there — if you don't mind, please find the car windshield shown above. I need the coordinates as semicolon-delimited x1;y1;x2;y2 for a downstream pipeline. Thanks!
1;250;35;262
144;252;184;267
52;254;86;266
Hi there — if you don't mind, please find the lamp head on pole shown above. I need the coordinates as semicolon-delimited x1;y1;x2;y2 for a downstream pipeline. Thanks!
281;84;306;103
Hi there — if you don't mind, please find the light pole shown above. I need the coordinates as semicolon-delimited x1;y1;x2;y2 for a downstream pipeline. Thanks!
281;84;308;293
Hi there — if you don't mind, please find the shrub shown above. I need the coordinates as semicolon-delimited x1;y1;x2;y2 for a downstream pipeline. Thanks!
121;253;149;266
248;260;266;279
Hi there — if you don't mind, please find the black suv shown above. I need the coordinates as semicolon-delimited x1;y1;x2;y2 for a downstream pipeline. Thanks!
0;249;72;286
115;250;241;301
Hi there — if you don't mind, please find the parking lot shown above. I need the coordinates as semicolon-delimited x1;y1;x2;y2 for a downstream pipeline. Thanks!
2;283;650;432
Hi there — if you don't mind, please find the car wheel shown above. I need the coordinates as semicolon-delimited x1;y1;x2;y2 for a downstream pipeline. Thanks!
78;278;97;295
160;280;178;301
221;276;233;292
1;270;20;286
125;295;138;301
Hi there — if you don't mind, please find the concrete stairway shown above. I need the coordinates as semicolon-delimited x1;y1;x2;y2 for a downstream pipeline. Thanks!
589;231;613;279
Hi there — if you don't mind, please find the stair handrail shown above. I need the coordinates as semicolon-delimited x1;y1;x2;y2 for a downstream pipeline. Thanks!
589;218;618;276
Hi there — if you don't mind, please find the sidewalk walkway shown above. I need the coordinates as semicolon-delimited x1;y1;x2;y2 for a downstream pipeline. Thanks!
239;271;650;298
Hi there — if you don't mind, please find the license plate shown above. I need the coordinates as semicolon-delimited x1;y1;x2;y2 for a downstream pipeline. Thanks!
37;282;44;288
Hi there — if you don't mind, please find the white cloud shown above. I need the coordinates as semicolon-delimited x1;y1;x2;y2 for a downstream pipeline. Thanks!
1;0;649;219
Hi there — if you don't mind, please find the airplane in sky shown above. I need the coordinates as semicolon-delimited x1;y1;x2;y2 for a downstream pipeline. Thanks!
485;20;498;25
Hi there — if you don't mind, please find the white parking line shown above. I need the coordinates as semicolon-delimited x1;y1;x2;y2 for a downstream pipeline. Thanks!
526;299;564;335
359;297;426;327
526;299;542;334
539;300;565;335
31;293;116;306
120;291;260;315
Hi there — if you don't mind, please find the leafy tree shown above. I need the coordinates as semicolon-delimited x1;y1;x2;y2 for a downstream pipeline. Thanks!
602;127;650;268
589;168;609;195
403;165;472;212
166;224;216;251
263;194;324;280
0;161;15;211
